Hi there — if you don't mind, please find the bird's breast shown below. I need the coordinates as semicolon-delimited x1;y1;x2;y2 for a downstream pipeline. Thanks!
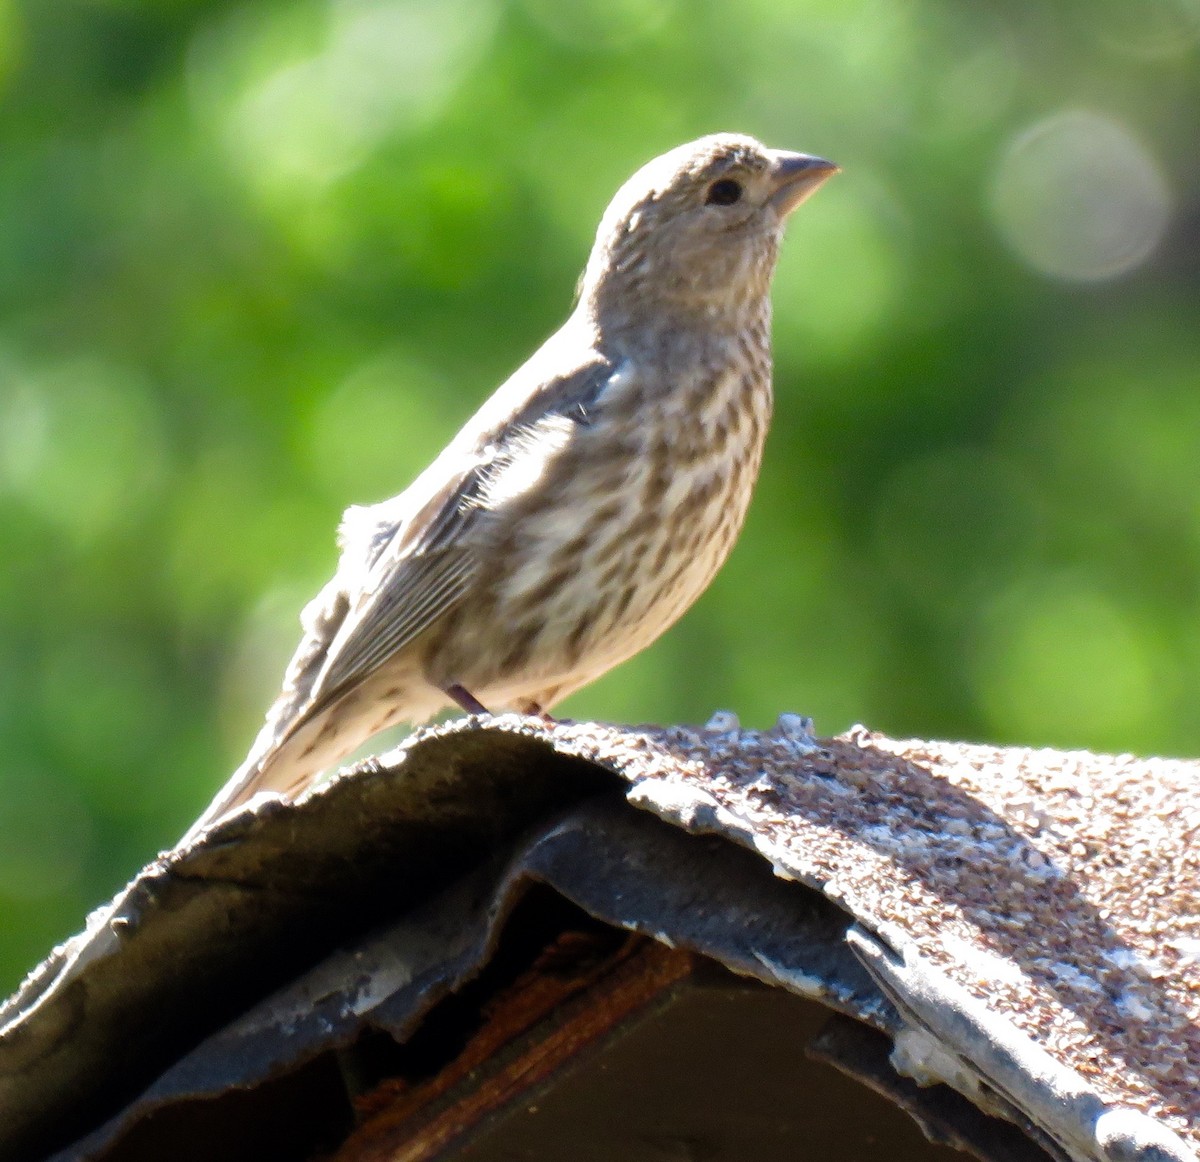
489;347;772;680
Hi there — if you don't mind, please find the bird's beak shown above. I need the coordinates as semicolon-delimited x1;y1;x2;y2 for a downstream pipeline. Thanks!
767;151;840;217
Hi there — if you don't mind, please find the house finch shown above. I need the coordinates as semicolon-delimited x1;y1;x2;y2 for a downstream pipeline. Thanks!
185;133;837;839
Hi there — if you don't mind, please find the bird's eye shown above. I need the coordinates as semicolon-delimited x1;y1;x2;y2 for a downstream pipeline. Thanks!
705;178;743;206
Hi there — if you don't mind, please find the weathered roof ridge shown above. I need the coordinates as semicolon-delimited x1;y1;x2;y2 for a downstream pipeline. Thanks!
538;716;1200;1159
1;715;1196;1161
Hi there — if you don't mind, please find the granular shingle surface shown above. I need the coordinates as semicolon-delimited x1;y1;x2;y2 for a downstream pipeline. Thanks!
425;717;1200;1149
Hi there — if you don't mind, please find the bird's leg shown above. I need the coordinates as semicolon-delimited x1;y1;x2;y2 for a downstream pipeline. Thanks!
445;683;491;716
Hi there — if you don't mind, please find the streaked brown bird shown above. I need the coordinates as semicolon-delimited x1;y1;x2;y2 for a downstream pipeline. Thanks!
185;133;837;839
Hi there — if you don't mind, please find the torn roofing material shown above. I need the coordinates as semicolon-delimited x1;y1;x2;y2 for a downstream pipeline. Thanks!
44;802;913;1162
1;715;1197;1162
553;718;1200;1159
0;727;618;1159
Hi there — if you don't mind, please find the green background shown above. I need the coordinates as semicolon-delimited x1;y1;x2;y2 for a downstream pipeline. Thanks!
1;0;1198;991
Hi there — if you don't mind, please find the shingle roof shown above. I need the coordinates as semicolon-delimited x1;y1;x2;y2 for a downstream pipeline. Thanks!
544;717;1200;1160
2;714;1196;1161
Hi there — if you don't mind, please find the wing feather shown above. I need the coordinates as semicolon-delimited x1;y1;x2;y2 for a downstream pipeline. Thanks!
317;552;474;695
296;345;618;718
182;338;620;837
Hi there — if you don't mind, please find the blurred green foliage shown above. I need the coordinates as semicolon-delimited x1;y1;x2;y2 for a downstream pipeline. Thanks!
1;0;1199;990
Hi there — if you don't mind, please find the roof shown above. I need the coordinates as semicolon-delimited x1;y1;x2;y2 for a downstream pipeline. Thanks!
598;718;1200;1154
1;715;1197;1161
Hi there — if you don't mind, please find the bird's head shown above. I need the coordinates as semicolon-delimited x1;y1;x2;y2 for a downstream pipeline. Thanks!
577;133;838;330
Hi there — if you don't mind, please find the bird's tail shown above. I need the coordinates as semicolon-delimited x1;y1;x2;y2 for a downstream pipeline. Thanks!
177;755;271;847
177;706;350;847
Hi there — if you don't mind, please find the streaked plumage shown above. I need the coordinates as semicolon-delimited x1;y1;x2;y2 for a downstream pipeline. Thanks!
184;133;837;840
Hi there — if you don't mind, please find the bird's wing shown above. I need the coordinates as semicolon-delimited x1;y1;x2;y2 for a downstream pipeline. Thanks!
181;345;618;841
285;344;619;724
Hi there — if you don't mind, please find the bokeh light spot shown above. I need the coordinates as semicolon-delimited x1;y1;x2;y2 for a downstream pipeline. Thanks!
197;0;499;203
0;357;167;543
304;351;454;504
970;575;1160;751
520;0;675;49
989;110;1171;282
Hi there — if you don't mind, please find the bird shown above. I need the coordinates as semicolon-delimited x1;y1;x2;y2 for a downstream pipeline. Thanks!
183;133;838;841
